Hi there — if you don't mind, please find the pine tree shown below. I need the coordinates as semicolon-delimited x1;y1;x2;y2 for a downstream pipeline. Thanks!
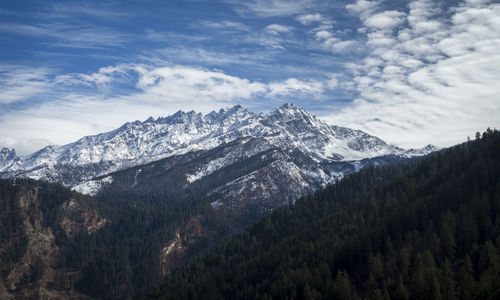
333;271;352;300
458;254;475;299
440;258;457;300
393;276;409;300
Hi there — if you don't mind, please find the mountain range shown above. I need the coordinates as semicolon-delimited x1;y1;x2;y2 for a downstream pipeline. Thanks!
0;104;439;234
0;104;437;200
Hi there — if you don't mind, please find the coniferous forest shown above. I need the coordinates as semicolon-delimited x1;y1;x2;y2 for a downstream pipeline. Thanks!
0;178;221;298
151;129;500;299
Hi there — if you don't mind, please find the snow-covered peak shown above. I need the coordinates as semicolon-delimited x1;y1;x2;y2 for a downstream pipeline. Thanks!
421;144;440;152
265;103;325;137
205;105;254;124
259;103;402;161
404;144;441;157
156;110;203;125
268;103;313;121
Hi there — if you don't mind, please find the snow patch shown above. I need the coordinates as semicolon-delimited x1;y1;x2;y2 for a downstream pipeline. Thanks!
132;169;142;187
71;176;113;196
210;200;224;209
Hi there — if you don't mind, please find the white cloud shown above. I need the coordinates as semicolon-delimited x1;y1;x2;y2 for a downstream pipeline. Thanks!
232;0;321;17
265;24;293;34
311;25;358;54
297;13;323;25
364;10;406;30
331;40;357;52
134;65;268;102
315;30;333;39
346;0;380;20
0;22;133;49
306;15;359;54
200;20;250;31
146;47;270;67
327;0;500;148
52;64;330;105
55;65;131;87
0;65;53;104
267;78;324;97
42;3;130;19
0;3;135;50
326;73;339;88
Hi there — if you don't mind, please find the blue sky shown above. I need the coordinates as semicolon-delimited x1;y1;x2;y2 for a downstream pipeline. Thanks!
1;0;499;154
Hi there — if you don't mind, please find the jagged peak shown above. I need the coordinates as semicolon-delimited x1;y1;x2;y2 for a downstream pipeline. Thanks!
154;109;202;125
280;103;298;109
0;147;16;162
403;144;441;157
204;104;254;124
209;104;246;115
222;104;251;116
1;147;15;154
408;144;440;152
117;120;142;130
272;103;310;115
134;105;253;127
267;103;317;124
228;104;243;111
422;144;440;151
143;116;156;123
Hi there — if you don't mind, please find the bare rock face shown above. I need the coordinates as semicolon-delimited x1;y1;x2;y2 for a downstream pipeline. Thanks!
160;216;217;275
59;198;107;237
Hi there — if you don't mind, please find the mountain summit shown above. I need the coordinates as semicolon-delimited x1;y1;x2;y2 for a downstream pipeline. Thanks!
0;104;436;195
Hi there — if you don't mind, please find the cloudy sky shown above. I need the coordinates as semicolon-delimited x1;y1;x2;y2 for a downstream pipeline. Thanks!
1;0;499;154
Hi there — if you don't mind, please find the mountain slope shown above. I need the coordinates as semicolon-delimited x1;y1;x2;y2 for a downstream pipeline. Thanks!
150;130;500;300
0;179;105;299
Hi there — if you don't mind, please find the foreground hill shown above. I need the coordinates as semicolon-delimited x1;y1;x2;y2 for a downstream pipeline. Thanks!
0;176;220;299
151;129;500;299
0;179;104;299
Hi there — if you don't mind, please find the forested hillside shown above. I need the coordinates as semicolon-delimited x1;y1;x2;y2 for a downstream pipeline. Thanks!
0;179;103;299
151;129;500;300
0;177;224;299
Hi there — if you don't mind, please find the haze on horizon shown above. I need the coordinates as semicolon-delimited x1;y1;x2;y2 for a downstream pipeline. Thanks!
1;0;499;155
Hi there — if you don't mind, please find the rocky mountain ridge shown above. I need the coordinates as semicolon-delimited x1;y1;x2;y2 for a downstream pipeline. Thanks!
0;104;438;196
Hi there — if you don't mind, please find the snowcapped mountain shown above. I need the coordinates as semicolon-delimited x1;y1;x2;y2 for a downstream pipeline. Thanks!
0;103;437;198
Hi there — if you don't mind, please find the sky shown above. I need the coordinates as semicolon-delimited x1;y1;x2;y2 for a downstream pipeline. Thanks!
0;0;499;155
